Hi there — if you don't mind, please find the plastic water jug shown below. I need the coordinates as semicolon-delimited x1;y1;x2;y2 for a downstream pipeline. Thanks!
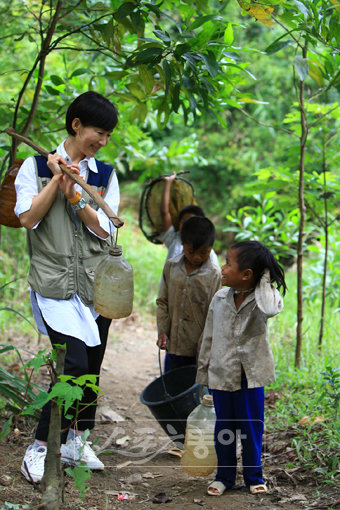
94;245;133;319
181;394;217;476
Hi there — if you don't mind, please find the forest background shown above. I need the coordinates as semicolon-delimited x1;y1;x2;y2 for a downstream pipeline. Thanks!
0;0;339;504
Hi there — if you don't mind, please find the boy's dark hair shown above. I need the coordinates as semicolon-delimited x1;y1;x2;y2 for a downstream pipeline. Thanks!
181;216;215;250
66;91;118;136
232;240;287;295
178;204;205;222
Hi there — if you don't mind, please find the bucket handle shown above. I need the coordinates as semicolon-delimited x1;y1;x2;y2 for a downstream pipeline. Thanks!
158;347;172;400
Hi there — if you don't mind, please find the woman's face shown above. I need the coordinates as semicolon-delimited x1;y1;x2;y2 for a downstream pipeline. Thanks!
72;119;112;158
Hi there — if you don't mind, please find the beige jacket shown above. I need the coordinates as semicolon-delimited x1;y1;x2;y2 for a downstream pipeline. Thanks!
196;275;284;391
156;253;221;357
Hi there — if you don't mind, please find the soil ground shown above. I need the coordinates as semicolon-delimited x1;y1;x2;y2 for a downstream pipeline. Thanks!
0;314;338;510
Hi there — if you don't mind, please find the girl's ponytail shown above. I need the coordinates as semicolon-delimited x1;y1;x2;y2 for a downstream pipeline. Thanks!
232;241;287;296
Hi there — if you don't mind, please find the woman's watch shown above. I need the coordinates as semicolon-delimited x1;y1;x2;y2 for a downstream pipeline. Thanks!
71;197;87;211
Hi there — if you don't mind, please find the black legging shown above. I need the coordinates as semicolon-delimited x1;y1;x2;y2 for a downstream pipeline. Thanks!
35;315;111;443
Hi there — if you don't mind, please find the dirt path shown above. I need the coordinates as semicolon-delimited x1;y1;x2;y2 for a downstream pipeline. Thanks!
0;314;337;509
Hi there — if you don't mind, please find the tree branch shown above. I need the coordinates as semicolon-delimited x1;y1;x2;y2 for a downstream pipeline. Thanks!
238;108;297;136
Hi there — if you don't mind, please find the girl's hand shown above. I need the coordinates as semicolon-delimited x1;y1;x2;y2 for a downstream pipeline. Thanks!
157;333;168;350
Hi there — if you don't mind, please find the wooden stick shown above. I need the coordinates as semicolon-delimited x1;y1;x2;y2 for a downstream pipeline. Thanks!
6;127;124;228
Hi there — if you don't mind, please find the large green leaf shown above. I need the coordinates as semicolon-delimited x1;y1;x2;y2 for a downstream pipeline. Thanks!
197;51;218;78
134;47;163;64
187;14;223;31
265;39;293;54
294;56;309;81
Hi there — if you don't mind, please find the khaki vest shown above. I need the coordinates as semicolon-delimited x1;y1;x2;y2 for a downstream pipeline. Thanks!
27;161;114;305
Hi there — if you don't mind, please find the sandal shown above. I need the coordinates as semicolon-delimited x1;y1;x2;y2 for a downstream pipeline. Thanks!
249;484;267;494
207;481;227;496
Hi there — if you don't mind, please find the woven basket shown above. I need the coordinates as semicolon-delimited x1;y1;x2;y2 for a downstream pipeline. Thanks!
139;175;196;244
0;159;24;228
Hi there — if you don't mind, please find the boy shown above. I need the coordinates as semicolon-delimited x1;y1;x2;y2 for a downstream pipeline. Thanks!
156;216;221;372
157;172;219;267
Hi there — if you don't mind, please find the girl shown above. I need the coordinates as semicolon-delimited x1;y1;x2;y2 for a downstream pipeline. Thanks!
15;91;120;483
196;240;286;496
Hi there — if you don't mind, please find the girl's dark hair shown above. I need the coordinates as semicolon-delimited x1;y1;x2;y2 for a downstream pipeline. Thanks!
232;240;287;295
66;91;118;136
178;204;205;221
181;216;215;250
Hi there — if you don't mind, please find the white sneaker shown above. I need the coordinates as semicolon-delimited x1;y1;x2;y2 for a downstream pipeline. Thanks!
21;445;47;483
61;435;104;470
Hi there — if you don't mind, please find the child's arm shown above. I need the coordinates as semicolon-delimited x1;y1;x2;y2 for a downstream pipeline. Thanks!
160;172;176;232
255;268;284;317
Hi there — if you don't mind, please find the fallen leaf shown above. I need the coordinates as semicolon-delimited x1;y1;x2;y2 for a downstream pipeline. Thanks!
125;473;143;484
116;460;133;469
0;474;12;486
297;416;311;425
97;405;125;423
193;498;204;505
143;472;163;479
116;435;131;445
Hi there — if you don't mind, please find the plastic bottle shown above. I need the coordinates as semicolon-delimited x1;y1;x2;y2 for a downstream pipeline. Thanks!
94;245;134;319
181;394;217;476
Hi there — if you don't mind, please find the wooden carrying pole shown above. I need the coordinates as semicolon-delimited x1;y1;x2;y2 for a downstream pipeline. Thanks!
6;128;124;228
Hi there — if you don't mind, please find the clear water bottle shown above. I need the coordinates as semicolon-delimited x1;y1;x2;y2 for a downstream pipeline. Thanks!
181;394;217;476
94;245;134;319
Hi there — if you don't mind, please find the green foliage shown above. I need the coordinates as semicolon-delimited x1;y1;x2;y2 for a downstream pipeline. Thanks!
65;430;92;498
0;344;42;420
225;193;300;264
0;0;252;177
305;231;340;304
292;424;340;485
65;463;92;499
318;367;340;420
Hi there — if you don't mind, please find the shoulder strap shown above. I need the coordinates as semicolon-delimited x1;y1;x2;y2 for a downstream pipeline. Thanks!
34;154;114;188
34;152;56;178
87;159;114;188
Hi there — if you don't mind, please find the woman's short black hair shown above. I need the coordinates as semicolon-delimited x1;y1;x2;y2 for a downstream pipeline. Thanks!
66;91;118;136
181;216;215;250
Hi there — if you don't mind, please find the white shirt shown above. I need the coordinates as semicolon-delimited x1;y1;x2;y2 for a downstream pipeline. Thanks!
15;141;120;346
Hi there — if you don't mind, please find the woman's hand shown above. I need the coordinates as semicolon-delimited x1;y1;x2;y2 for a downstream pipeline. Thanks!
47;153;66;176
58;164;81;200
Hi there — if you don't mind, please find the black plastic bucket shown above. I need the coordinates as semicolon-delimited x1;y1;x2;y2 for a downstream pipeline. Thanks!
140;365;203;448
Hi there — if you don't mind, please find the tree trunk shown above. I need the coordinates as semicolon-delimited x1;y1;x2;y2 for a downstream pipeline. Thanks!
295;45;308;368
9;1;63;165
41;346;65;510
318;149;328;348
